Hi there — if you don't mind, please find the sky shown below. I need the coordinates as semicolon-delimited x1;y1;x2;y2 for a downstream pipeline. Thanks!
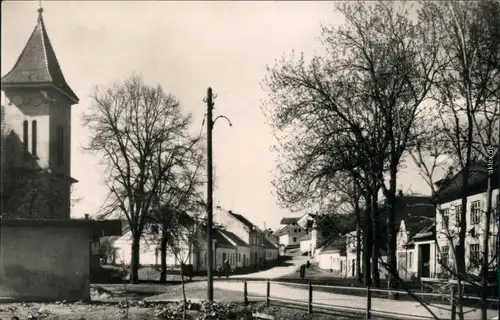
1;1;438;230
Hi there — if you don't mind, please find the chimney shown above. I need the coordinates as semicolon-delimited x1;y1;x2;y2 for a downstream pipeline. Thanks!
84;214;89;220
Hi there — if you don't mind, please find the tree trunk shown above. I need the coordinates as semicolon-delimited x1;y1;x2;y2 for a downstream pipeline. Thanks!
363;194;373;314
160;234;168;283
480;174;493;320
130;233;141;284
386;165;399;298
371;191;381;288
181;262;187;320
355;198;362;283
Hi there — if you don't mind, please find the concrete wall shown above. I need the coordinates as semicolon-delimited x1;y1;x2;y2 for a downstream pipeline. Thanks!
0;225;90;302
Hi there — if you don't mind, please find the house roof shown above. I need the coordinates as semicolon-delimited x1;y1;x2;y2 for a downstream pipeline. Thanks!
1;8;79;103
263;236;278;249
319;235;346;254
280;217;300;225
299;233;312;241
381;195;436;232
436;155;499;204
274;224;292;237
406;222;436;247
212;229;236;248
227;210;256;230
219;229;249;247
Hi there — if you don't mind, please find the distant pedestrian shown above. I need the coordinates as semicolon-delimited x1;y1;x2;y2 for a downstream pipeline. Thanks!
224;260;230;278
306;260;310;268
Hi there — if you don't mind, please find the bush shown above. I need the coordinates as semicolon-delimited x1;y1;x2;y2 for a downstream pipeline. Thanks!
90;266;127;283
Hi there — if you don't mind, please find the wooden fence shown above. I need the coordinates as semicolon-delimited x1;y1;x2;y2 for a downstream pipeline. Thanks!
238;278;498;320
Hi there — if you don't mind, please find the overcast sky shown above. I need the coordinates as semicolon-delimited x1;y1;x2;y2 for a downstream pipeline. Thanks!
1;1;437;229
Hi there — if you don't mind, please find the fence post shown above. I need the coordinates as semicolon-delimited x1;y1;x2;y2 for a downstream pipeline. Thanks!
266;279;270;308
366;285;372;319
450;284;456;320
243;279;248;305
308;281;313;314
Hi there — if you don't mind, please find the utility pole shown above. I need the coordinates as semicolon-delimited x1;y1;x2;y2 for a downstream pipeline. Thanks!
204;87;232;302
205;87;215;302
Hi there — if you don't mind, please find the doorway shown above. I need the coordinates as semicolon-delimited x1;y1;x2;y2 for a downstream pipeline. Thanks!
352;259;355;277
419;244;431;278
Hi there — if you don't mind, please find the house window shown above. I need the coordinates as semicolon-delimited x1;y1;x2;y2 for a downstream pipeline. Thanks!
469;244;480;267
441;208;450;229
470;201;481;225
23;120;28;151
293;237;297;242
31;120;37;156
455;205;462;226
441;246;449;269
408;252;413;268
222;252;227;262
57;125;64;164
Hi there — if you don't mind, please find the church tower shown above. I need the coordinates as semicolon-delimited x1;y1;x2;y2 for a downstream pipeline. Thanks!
1;7;78;219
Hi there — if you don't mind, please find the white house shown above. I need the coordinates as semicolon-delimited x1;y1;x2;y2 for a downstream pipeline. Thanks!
317;236;346;274
275;218;308;248
434;161;499;277
110;220;193;267
214;207;265;266
218;229;251;268
299;233;313;254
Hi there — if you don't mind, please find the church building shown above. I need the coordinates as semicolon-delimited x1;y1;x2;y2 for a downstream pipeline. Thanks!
1;7;78;219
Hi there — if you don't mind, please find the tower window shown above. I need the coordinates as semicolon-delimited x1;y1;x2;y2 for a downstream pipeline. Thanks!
57;125;64;164
23;120;29;151
31;120;37;156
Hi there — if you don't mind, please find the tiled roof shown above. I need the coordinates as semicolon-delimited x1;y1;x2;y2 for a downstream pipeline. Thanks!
280;217;300;225
319;235;345;254
219;230;249;247
263;236;278;249
1;9;79;103
274;225;291;237
212;229;235;248
227;210;256;230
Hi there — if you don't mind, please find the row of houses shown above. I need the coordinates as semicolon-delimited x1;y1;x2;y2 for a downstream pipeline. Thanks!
278;157;499;280
105;207;279;272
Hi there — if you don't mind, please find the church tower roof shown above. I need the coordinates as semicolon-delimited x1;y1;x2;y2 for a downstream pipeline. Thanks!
1;8;79;104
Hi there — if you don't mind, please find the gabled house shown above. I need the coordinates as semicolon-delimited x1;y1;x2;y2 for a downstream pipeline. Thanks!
317;236;346;274
214;207;265;265
263;236;279;261
194;227;238;272
218;229;250;268
275;222;307;250
402;222;436;279
434;157;499;277
394;195;436;279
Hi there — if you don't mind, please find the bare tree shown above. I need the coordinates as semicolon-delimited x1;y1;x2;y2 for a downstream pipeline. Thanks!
147;136;205;283
83;75;199;283
415;1;500;318
167;213;202;320
263;1;440;294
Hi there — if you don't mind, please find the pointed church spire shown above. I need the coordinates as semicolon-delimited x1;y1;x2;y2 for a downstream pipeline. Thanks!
1;5;79;104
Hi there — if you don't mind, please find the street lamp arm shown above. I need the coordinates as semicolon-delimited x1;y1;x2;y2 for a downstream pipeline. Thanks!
213;115;233;128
